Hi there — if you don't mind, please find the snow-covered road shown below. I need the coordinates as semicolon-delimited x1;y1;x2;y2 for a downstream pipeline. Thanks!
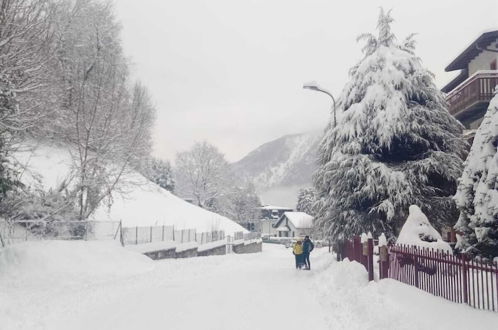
63;244;330;330
2;242;498;330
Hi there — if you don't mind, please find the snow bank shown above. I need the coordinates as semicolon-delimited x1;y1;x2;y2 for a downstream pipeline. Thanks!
311;252;498;330
13;142;247;235
0;240;154;286
397;205;452;253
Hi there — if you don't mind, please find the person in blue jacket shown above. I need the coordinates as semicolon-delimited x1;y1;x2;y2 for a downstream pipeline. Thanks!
302;236;314;270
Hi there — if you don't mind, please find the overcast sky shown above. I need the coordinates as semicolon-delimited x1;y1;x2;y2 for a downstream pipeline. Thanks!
114;0;498;162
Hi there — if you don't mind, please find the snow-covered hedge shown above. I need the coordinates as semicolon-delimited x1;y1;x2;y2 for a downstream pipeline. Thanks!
397;205;452;253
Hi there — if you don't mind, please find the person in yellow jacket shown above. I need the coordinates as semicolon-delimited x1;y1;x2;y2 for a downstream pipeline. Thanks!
292;240;305;269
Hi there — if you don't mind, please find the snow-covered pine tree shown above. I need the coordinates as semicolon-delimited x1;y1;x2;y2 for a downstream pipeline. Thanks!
296;188;316;216
454;91;498;259
313;9;466;241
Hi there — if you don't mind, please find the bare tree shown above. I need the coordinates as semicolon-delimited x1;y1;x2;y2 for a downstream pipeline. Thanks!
0;0;57;199
175;141;230;208
49;0;155;219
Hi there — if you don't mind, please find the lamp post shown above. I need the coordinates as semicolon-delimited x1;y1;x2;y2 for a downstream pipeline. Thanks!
303;81;337;127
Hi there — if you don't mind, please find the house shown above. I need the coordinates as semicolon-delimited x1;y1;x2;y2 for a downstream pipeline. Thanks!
258;205;293;236
259;205;293;220
441;30;498;139
273;211;313;238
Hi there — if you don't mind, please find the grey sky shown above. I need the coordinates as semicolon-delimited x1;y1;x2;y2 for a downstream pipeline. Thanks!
115;0;498;162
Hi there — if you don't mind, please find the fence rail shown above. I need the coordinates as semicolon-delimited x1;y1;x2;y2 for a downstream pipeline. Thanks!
0;220;259;253
389;244;498;312
0;220;121;244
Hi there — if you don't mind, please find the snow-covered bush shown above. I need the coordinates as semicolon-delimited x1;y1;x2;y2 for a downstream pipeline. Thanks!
141;158;175;192
454;92;498;258
397;205;452;253
312;9;466;241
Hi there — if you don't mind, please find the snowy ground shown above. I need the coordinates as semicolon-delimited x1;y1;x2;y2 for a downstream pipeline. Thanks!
1;242;497;330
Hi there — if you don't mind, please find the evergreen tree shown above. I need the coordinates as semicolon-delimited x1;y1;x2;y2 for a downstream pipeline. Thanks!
313;9;466;241
296;188;316;216
143;158;175;192
454;92;498;259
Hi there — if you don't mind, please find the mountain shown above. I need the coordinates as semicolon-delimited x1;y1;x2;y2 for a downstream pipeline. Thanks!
232;131;322;207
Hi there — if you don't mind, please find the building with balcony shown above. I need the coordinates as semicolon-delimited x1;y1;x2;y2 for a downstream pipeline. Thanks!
442;30;498;134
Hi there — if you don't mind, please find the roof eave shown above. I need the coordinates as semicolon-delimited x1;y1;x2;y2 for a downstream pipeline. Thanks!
445;30;498;72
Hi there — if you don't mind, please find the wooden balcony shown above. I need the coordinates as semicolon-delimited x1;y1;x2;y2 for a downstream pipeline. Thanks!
445;71;498;119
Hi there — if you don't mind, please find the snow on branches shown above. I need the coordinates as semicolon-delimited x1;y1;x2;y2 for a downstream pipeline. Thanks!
313;9;466;241
455;92;498;258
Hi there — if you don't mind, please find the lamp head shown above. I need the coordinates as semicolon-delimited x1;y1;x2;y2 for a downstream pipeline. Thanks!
303;81;320;90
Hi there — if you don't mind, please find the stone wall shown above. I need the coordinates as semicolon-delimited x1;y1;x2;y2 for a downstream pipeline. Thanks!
141;240;262;260
175;247;198;258
233;241;262;254
144;248;176;260
198;244;227;257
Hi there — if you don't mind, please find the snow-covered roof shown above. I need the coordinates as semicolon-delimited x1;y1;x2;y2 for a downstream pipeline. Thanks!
282;212;313;229
259;205;293;210
445;30;498;71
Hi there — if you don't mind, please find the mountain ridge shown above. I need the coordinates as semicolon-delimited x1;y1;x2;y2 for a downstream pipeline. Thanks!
231;130;322;205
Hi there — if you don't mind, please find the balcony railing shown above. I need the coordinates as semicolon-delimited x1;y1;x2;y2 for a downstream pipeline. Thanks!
445;70;498;116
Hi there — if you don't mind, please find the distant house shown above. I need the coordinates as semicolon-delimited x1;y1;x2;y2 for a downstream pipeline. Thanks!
441;30;498;140
259;205;293;220
273;212;313;238
258;205;294;236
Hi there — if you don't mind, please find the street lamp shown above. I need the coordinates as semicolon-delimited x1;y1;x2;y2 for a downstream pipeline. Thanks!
303;81;337;127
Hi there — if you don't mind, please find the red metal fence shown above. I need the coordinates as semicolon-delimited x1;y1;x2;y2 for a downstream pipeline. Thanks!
338;237;498;312
339;235;375;281
389;244;498;312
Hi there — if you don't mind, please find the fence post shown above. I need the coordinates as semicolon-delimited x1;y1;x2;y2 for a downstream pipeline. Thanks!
367;238;374;281
162;225;165;241
379;245;389;279
414;247;419;288
353;236;361;263
172;226;175;241
84;221;88;241
135;226;138;245
150;226;153;243
0;229;5;247
119;221;124;247
462;255;468;304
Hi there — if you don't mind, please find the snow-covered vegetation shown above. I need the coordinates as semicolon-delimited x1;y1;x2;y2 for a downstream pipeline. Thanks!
313;10;466;241
13;142;246;234
455;92;498;258
175;141;261;224
296;187;316;216
0;0;155;223
397;205;452;253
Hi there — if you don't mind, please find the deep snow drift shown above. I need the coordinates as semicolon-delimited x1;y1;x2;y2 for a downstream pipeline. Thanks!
397;205;452;253
1;241;496;330
12;142;246;234
0;241;154;287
